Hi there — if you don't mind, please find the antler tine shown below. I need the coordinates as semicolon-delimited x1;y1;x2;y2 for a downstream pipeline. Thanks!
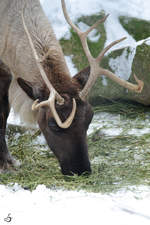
84;14;109;36
48;91;77;129
100;69;144;93
61;0;92;63
96;37;127;62
61;0;108;64
61;0;108;36
61;0;81;35
31;93;77;129
61;0;144;101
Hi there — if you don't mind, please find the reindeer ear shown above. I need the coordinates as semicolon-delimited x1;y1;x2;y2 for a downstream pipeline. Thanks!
17;77;45;101
72;66;90;90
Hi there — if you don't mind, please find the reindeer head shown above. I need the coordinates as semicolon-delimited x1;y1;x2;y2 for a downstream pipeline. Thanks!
17;75;93;175
18;0;144;175
37;95;93;175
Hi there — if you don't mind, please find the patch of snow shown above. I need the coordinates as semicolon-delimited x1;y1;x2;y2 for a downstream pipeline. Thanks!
7;109;21;126
88;112;150;137
128;128;150;136
32;133;47;146
101;75;108;86
109;47;136;80
145;38;150;45
65;55;78;76
88;112;121;135
0;184;150;225
104;15;136;52
102;127;123;136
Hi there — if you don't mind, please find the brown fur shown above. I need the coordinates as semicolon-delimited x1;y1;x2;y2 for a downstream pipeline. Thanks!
0;60;17;169
42;54;79;97
0;0;93;175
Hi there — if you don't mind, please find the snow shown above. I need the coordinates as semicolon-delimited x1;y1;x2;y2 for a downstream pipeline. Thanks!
128;128;150;136
88;112;150;137
3;1;150;224
109;47;136;80
65;55;78;76
0;184;150;225
8;109;21;126
40;0;150;49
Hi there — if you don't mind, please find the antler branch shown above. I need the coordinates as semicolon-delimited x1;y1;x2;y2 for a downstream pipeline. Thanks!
61;0;144;101
22;7;76;129
32;93;77;129
96;37;127;62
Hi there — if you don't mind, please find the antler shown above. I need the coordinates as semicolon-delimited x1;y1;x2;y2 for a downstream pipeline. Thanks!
22;9;76;129
61;0;144;101
32;93;77;129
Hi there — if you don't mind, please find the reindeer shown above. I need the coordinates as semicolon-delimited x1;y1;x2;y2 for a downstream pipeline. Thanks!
0;0;143;175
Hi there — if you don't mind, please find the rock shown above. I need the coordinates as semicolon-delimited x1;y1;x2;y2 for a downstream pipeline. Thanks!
130;42;150;105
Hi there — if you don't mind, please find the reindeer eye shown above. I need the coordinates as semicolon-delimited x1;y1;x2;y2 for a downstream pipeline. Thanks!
48;118;61;132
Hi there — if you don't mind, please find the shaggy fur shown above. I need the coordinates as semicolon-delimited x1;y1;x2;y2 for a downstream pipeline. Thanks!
0;0;77;125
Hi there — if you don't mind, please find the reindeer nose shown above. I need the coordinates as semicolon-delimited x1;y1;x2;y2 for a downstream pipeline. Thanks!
61;162;91;176
74;165;92;176
77;168;91;176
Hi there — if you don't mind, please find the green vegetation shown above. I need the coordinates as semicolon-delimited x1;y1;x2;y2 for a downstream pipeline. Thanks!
1;101;150;193
119;16;150;41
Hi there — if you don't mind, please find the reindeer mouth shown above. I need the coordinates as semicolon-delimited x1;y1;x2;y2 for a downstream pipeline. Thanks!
60;162;92;176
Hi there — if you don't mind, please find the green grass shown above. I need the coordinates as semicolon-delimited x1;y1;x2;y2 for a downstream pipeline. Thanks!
119;16;150;41
93;100;150;119
1;101;150;193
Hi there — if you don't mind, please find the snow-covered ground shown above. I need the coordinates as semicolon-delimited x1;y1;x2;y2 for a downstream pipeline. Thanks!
88;112;150;136
0;184;150;225
3;0;150;224
5;113;150;225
